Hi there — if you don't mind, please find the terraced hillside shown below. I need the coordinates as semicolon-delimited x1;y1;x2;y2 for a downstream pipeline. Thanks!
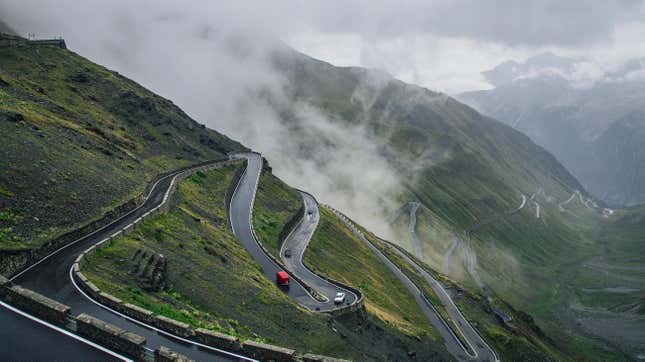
0;37;244;267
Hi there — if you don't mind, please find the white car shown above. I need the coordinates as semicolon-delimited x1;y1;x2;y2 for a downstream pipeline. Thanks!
334;292;346;304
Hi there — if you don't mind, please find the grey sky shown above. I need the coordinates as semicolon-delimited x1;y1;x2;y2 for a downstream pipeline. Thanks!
2;0;645;93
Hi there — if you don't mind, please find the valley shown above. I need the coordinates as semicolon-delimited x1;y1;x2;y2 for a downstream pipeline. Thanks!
1;20;644;362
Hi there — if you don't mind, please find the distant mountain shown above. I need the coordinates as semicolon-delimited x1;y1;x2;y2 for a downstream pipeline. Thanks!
458;53;645;206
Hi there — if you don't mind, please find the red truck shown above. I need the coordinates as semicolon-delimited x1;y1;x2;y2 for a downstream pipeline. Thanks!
276;271;290;286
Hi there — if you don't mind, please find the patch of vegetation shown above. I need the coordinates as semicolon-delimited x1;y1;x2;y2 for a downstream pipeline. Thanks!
82;165;452;361
0;43;244;251
304;207;443;341
252;172;302;257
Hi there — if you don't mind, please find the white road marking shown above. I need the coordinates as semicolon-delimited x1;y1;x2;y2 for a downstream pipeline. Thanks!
0;300;132;361
69;266;258;361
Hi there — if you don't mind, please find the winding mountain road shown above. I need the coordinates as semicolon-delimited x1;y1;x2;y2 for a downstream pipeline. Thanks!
278;191;358;306
229;153;358;311
3;152;501;361
8;160;254;362
328;207;498;361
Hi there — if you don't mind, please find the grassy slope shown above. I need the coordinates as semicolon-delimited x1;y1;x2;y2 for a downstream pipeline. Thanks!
272;49;642;359
252;171;302;257
83;165;453;361
304;207;440;340
331;209;565;361
0;40;243;251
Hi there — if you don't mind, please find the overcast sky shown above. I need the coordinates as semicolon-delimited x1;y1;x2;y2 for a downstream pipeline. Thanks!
3;0;645;94
3;0;645;236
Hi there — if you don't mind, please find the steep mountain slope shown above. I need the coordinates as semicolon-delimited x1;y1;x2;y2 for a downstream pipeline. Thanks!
271;48;584;221
458;53;645;206
0;36;244;265
265;48;642;359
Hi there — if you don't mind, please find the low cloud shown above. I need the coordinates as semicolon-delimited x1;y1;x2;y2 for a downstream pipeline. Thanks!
1;0;407;236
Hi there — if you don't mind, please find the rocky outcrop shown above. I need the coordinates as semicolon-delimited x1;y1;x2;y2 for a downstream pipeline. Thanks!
130;249;167;292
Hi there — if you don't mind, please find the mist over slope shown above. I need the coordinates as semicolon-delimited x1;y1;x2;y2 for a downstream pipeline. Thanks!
270;46;584;231
458;53;645;207
266;48;645;359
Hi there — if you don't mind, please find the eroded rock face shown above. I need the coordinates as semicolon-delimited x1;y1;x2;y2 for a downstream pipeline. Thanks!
130;249;167;292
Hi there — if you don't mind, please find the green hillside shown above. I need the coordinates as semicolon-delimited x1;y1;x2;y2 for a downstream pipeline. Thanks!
0;38;244;253
82;163;453;361
269;48;642;359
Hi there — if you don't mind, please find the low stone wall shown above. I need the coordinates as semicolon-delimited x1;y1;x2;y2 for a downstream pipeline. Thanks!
242;340;296;362
0;278;153;360
4;285;71;326
196;328;242;353
153;315;194;338
303;353;351;362
122;302;154;323
155;346;193;362
76;313;146;359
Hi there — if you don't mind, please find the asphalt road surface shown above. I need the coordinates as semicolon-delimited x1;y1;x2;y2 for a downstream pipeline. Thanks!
330;207;499;362
386;242;498;362
279;191;358;307
6;161;253;362
0;301;124;361
229;153;356;312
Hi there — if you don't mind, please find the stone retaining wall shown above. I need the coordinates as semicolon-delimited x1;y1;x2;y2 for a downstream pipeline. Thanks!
242;340;295;362
303;353;351;362
196;328;242;353
4;285;71;326
155;346;193;362
76;313;146;359
0;277;150;360
153;315;194;338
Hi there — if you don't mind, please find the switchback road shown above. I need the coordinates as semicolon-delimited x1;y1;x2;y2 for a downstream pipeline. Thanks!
229;153;358;311
8;160;253;362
